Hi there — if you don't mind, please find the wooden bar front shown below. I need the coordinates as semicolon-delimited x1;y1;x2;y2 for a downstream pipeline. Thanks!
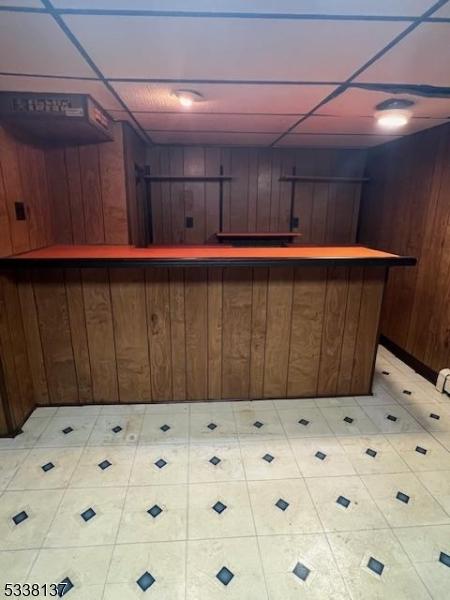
0;256;392;435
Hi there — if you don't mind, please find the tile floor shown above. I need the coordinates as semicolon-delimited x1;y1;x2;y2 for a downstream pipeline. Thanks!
0;346;450;598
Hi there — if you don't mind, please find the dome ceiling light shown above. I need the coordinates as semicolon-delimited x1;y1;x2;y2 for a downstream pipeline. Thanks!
374;98;415;130
173;89;204;108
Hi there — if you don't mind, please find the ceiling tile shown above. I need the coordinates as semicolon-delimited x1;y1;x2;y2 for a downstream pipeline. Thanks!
52;0;433;16
112;82;336;114
0;75;122;110
356;23;450;86
0;1;41;6
433;4;450;17
316;87;450;119
64;16;405;81
0;13;95;78
147;130;276;146
134;112;296;133
292;114;449;135
275;133;400;148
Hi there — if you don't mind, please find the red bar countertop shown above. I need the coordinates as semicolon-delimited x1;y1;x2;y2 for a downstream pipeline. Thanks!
0;244;416;268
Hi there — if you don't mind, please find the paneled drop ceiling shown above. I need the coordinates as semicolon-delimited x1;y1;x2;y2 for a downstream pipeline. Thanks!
0;0;449;148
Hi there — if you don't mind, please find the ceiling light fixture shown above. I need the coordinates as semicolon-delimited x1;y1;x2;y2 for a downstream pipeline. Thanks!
374;97;414;130
173;89;203;108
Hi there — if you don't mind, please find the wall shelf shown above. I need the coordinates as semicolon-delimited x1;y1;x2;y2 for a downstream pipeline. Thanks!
143;175;233;182
279;175;370;183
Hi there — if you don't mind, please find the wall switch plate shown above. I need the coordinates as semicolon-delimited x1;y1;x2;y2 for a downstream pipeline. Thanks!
185;216;194;228
291;216;299;228
15;201;26;221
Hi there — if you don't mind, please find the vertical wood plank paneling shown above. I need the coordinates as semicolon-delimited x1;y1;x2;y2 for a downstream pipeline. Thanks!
263;266;294;398
170;148;185;244
0;128;30;253
169;269;187;400
79;145;105;244
64;269;92;403
110;268;151;402
184;267;208;400
82;269;118;402
99;123;129;244
230;149;250;232
222;267;252;399
34;269;78;405
287;267;326;396
249;267;268;398
146;268;172;401
45;147;73;244
207;268;223;399
0;160;13;257
17;270;49;405
256;150;272;231
317;267;349;396
0;274;25;426
336;267;364;396
64;147;86;244
184;147;206;244
351;267;386;392
205;148;221;241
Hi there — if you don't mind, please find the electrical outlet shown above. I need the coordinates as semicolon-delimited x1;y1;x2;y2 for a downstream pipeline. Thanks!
15;201;26;221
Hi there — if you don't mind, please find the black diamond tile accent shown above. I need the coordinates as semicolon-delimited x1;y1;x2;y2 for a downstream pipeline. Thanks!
80;508;96;522
367;557;384;576
160;424;170;432
112;425;122;433
315;451;326;460
298;419;309;426
336;495;351;508
41;462;55;472
382;371;390;375
293;562;310;581
12;511;28;525
396;491;410;504
386;414;397;422
275;498;289;511
366;448;377;458
343;416;354;424
136;571;155;592
402;389;412;395
207;423;217;430
212;501;227;514
98;460;112;470
439;551;450;568
430;413;440;420
62;427;73;435
210;456;221;466
254;421;264;428
216;566;234;586
147;504;162;518
155;458;167;469
58;577;74;597
415;446;427;455
262;453;274;463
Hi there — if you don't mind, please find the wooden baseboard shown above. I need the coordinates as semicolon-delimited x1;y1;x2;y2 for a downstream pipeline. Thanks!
379;334;438;385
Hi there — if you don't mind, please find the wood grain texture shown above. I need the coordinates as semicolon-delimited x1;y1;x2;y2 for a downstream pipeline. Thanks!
0;264;386;428
222;267;252;399
110;268;151;402
359;123;450;374
82;269;118;402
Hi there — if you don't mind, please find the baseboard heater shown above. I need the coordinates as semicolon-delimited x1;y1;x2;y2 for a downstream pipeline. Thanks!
437;369;450;395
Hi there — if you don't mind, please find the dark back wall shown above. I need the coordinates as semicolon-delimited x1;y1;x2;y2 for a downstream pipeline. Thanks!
146;145;367;245
359;122;450;375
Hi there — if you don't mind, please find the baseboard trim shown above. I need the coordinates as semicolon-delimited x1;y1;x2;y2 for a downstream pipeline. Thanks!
379;334;438;385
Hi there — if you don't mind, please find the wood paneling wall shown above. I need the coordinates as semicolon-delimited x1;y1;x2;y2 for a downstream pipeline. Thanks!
359;123;450;374
146;146;366;244
0;265;385;419
0;125;53;257
45;121;129;245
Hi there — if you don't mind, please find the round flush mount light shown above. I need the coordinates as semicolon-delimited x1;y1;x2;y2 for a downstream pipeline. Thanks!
375;98;414;130
173;89;204;108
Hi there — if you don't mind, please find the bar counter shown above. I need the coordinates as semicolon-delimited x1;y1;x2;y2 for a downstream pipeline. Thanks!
0;244;415;435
